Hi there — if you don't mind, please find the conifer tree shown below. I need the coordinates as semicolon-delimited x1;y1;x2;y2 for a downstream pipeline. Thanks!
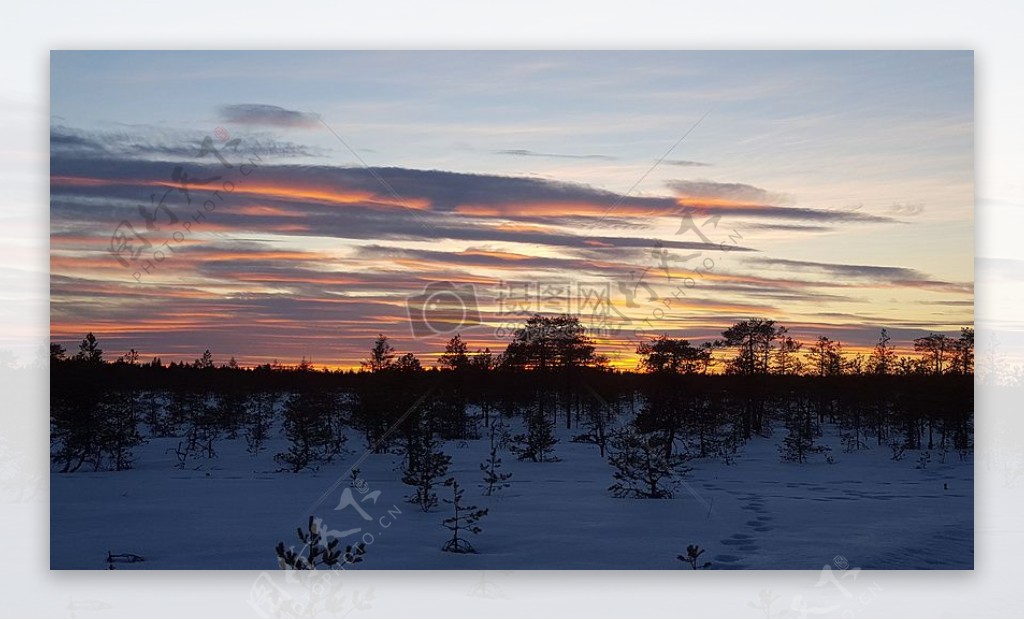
868;329;896;375
677;544;711;569
607;422;690;498
51;381;103;472
807;336;845;376
275;516;367;570
480;420;513;496
244;391;278;456
75;332;103;364
951;327;974;375
168;389;220;467
438;334;470;371
275;390;334;472
914;333;954;375
576;401;606;454
772;331;803;375
401;420;451;511
98;389;144;471
441;478;488;553
50;342;66;362
361;334;396;373
141;390;174;437
214;388;247;439
510;407;559;462
194;349;214;369
778;399;830;463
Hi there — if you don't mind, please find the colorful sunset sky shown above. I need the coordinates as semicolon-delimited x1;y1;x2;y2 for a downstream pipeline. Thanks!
50;51;973;370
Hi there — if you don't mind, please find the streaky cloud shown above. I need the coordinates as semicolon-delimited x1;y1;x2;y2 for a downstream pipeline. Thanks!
669;179;789;204
50;124;323;159
219;103;321;128
664;159;711;167
494;149;615;160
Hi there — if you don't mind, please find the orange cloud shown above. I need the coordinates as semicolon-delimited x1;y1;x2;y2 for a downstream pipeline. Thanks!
230;183;430;211
455;201;662;218
50;175;431;211
457;249;532;261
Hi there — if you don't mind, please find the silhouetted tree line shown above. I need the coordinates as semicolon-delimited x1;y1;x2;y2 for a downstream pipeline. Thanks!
50;318;973;481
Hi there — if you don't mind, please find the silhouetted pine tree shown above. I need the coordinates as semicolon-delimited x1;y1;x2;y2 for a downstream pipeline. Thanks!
141;390;174;437
98;389;144;471
401;420;451;511
677;544;711;569
510;407;558;462
778;398;830;463
213;387;247;439
441;478;488;553
577;383;618;457
607;422;690;498
275;516;367;570
480;420;512;496
243;391;278;456
275;390;334;472
51;380;103;472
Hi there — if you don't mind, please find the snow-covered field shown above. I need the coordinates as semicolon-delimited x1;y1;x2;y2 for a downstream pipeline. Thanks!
51;417;973;570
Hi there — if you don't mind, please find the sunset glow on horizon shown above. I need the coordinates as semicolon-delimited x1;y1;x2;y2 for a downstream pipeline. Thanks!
50;51;973;370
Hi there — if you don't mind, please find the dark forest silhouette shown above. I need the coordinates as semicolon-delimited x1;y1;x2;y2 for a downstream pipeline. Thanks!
50;316;973;483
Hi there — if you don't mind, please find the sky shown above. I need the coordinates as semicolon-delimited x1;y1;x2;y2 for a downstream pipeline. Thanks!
49;51;974;370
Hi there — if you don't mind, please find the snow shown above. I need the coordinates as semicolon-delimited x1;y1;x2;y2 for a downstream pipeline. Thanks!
50;410;973;570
